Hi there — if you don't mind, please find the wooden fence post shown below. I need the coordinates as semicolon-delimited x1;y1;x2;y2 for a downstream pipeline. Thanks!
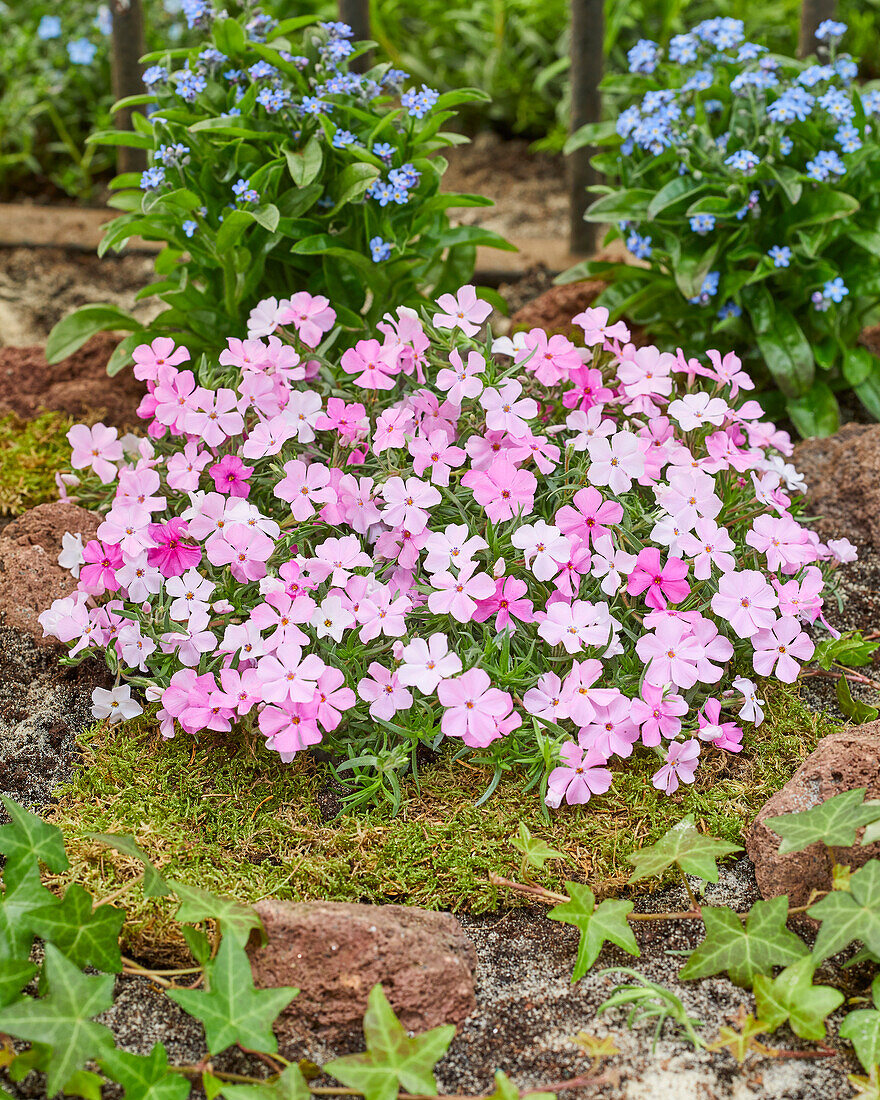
569;0;603;257
338;0;372;72
798;0;837;57
111;0;147;174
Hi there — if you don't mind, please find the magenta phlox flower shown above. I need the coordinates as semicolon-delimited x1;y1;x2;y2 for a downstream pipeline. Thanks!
697;697;743;752
209;454;254;498
545;742;613;807
357;662;413;720
79;539;123;594
461;459;536;522
627;547;690;610
472;575;535;630
562;367;614;412
652;739;701;794
437;668;515;747
631;682;688;746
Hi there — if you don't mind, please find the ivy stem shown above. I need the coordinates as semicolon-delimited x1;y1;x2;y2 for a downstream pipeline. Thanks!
678;866;700;912
490;874;703;920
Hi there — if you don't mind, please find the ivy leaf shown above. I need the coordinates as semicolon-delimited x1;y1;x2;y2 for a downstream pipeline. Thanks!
809;861;880;962
763;789;880;854
678;898;808;988
0;862;58;961
27;885;124;973
813;632;879;670
87;834;172;898
840;977;880;1074
99;1045;192;1100
627;817;742;884
61;1070;106;1100
0;959;36;1008
325;984;455;1100
167;935;297;1055
753;956;844;1040
170;881;265;946
705;1011;767;1063
547;883;639;982
0;945;115;1096
850;1069;880;1099
0;797;69;887
485;1070;555;1100
221;1063;311;1100
510;824;564;872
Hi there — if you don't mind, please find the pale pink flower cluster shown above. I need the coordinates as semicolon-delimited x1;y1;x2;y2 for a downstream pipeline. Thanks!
40;287;853;807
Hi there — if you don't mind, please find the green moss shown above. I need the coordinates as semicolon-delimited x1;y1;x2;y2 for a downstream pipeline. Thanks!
47;684;836;959
0;412;72;515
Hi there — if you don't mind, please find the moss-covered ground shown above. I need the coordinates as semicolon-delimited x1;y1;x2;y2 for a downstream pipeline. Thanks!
0;413;72;515
46;684;835;960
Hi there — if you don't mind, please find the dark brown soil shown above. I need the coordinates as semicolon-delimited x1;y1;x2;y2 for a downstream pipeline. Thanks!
0;333;145;429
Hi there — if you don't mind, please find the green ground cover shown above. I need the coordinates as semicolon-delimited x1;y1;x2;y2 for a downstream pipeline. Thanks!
0;412;72;515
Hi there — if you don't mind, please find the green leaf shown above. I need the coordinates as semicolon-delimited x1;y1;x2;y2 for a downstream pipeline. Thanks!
510;824;564;872
628;817;742;884
0;863;56;960
583;189;653;223
45;305;142;364
27;884;124;974
767;164;802;205
215;209;255;252
284;136;323;188
563;120;618;154
0;797;69;885
485;1070;555;1100
98;1045;192;1100
790;191;859;228
87;129;154;150
62;1070;106;1100
547;883;639;982
170;880;264;946
252;204;280;233
840;978;880;1073
87;834;171;898
646;177;707;220
0;959;36;1008
786;383;839;439
325;985;455;1100
810;860;880;961
837;676;880;724
844;348;877;387
814;632;880;671
167;936;296;1055
743;284;775;335
327;163;381;215
221;1063;311;1100
0;945;115;1096
763;789;880;854
756;309;814;398
678;897;808;987
753;956;843;1040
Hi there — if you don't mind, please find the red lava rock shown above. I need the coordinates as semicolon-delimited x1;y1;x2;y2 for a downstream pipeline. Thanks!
249;900;477;1049
794;423;880;549
0;334;146;429
509;280;606;341
0;502;98;645
746;722;880;906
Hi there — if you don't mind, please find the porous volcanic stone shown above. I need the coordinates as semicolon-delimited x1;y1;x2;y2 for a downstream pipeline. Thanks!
509;280;605;341
746;722;880;906
249;900;477;1049
0;501;99;645
794;423;880;548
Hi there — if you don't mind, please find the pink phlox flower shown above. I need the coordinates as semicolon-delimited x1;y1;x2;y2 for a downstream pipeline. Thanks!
116;554;162;601
472;575;535;631
132;337;190;381
616;344;675;400
246;295;287;338
398;633;462;694
555;486;623;545
630;683;688;747
185;386;244;447
38;592;90;645
209;454;254;498
164;567;216;621
587;431;645;494
212;667;263;715
552;540;592;599
710;569;778;638
258;701;323;756
239;415;294;461
378;306;430;380
146;517;202;577
167;441;212;491
428;559;497;623
505;432;561;475
461;459;537;523
537;599;614;655
706;348;754;399
219;337;273;372
828;537;858;564
545;742;613;808
464;430;516;471
341;338;399;390
381;475;442;533
116;621;157;671
746;513;817;575
250;593;311;650
220;619;266;662
373;405;415;455
571;305;630;346
115;466;166;513
79;539;123;594
160;608;217;667
773;566;824;623
590;534;637;596
434;284;491;337
697;697;743;752
308;592;355;643
511;521;571;581
523;671;571;722
279;291;336;347
281;389;323;443
161;669;215;736
67;422;123;483
207;522;274;582
437;668;515;747
702;429;759;474
514;328;584;386
335;474;382;534
358;662;413;721
436;348;486;405
652;739;701;794
408;430;467;486
423;523;488;574
752;616;815;683
375;525;430;571
733;675;765;725
307;535;371;586
579;694;641;759
153;367;198;430
627;547;690;610
668;391;730;432
673;347;715;386
636;617;706;689
677;517;736;580
316;397;369;443
258;642;326;704
562;367;614;412
656;468;722;530
97;505;152;558
479;380;538;438
563;658;619;725
273;460;335;520
312;666;357;731
356;585;412;642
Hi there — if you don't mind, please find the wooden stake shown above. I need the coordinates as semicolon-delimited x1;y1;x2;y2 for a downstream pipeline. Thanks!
569;0;603;256
111;0;147;174
797;0;837;58
338;0;372;73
